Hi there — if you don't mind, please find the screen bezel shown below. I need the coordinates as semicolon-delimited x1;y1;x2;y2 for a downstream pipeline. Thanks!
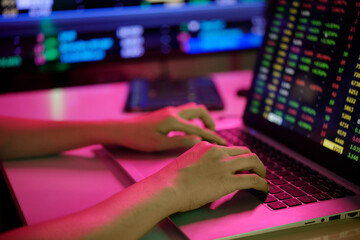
243;0;359;186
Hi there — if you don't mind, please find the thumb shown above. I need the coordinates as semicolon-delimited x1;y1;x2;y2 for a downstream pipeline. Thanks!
160;135;202;151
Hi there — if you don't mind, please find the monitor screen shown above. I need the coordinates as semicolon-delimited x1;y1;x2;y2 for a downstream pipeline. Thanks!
0;0;266;93
244;0;360;183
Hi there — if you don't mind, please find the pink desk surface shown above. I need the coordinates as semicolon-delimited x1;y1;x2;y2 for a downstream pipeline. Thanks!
1;70;359;240
0;70;251;226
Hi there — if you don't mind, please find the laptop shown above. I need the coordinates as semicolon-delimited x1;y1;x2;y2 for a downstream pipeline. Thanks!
104;0;360;239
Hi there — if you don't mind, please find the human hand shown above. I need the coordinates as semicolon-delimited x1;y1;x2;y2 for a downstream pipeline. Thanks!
154;141;268;212
105;103;226;152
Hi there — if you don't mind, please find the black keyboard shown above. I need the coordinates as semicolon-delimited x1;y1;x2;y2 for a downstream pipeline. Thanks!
217;128;356;210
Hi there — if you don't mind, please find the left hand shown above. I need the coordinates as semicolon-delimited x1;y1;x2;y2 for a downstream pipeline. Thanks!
103;103;226;152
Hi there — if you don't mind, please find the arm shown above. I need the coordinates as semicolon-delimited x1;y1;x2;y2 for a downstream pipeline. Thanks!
0;103;226;160
0;117;106;159
1;142;268;240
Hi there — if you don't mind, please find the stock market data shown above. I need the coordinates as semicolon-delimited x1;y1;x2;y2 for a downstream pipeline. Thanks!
1;0;264;17
0;0;265;92
0;18;263;66
249;0;360;162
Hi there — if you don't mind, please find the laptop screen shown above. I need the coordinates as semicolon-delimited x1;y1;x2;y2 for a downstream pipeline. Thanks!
244;0;360;185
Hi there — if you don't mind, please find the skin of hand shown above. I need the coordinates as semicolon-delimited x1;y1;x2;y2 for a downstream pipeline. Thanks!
153;141;269;212
102;102;227;152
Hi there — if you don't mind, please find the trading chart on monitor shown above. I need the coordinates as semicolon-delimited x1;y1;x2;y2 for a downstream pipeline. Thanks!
0;0;266;92
248;0;360;162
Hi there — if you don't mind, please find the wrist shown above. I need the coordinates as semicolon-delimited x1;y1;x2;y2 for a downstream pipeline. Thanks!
91;120;127;146
144;172;183;215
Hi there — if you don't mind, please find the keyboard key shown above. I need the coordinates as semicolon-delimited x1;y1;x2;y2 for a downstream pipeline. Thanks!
321;179;338;187
266;173;280;180
292;180;308;187
268;201;287;210
267;165;283;171
264;195;277;203
269;185;283;194
302;176;318;182
327;191;346;198
299;196;317;204
283;175;299;181
274;192;292;200
313;193;331;201
301;185;321;195
272;179;288;185
344;189;356;196
311;182;331;192
275;170;291;176
293;171;307;177
284;198;302;207
280;184;307;197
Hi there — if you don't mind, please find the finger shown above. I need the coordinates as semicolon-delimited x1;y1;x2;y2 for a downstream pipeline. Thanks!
175;102;199;110
179;108;215;131
233;174;269;192
227;153;266;178
177;104;215;131
171;119;226;145
159;135;202;151
219;146;252;156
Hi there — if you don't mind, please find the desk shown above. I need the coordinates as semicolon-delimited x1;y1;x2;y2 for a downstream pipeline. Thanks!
0;71;359;239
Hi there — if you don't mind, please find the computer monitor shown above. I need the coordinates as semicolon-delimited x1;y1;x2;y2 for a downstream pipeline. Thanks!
0;0;266;93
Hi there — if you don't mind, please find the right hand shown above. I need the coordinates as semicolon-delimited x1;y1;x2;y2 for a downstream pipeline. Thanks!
154;141;268;212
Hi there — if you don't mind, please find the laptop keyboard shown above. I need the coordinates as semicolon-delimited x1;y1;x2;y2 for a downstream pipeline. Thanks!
217;128;356;210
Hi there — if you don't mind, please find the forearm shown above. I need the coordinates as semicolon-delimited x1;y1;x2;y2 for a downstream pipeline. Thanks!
0;117;117;160
86;175;178;240
1;174;178;240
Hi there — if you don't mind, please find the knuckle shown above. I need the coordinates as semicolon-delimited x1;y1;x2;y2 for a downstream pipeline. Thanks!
199;108;209;116
241;146;252;153
188;102;197;107
197;104;207;110
163;106;175;114
198;141;212;148
248;154;265;169
249;153;261;163
180;102;196;109
191;141;211;151
207;146;225;159
164;116;178;124
249;174;261;186
249;152;258;158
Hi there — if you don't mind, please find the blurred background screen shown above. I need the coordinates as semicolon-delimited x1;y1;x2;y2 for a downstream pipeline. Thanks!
0;0;266;93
